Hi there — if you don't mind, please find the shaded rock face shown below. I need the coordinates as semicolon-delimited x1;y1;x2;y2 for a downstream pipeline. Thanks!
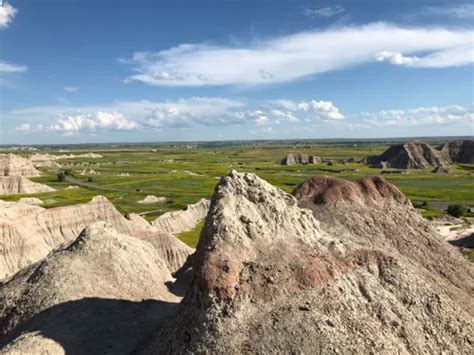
143;172;473;354
366;140;451;169
0;222;180;353
280;152;320;165
293;175;474;309
0;176;55;196
152;198;209;235
440;139;474;164
0;154;40;177
0;196;192;280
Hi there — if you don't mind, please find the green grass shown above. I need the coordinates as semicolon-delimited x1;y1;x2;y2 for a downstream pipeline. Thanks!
2;144;473;223
176;219;205;247
467;249;474;262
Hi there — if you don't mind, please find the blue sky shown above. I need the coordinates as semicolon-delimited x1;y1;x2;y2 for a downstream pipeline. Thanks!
0;0;473;144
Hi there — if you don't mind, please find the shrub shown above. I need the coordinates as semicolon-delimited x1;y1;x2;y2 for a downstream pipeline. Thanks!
447;203;467;218
87;176;94;183
57;171;66;182
421;200;429;208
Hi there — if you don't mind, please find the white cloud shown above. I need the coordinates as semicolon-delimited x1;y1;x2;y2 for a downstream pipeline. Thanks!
10;97;343;134
360;105;474;127
374;51;420;65
123;23;474;87
15;123;31;131
64;86;78;93
46;111;138;135
0;60;27;73
0;3;17;29
272;99;345;120
16;111;139;135
303;5;344;18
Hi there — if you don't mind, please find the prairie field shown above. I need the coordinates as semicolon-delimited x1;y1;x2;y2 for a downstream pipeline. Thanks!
3;141;473;245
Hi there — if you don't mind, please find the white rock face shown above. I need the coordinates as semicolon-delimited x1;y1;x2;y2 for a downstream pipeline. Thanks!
0;196;192;280
0;154;40;177
0;176;55;196
152;198;209;235
30;152;103;161
138;195;166;204
0;222;180;354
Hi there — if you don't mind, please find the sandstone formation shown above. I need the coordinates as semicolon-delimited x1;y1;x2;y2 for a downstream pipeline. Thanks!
138;195;166;204
440;139;474;164
366;140;451;169
30;152;103;161
0;222;181;353
0;196;192;280
0;154;40;177
152;198;209;235
280;152;321;165
0;176;55;196
144;171;473;354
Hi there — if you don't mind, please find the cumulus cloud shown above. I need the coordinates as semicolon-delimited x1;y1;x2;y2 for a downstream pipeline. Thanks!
122;23;473;87
303;5;344;18
360;105;474;127
374;51;420;65
46;111;138;135
64;86;78;93
15;123;31;131
0;60;27;73
0;2;17;29
11;97;344;134
272;99;345;120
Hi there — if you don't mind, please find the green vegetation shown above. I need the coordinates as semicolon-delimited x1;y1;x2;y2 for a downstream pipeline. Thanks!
2;142;473;224
176;219;205;247
447;203;468;218
57;171;66;182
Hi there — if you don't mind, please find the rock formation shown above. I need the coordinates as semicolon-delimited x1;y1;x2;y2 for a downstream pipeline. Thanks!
0;222;181;353
366;140;451;169
0;196;192;280
292;174;473;309
0;154;40;177
143;171;473;354
0;176;55;196
280;152;320;165
30;152;103;161
152;198;209;235
440;139;474;164
138;195;166;204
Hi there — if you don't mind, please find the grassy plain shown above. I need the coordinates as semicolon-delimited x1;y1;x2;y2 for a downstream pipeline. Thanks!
3;142;474;246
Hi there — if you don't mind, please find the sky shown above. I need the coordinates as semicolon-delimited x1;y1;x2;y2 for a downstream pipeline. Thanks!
0;0;473;144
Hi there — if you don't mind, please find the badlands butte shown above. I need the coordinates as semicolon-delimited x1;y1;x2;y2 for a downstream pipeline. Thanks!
0;138;473;354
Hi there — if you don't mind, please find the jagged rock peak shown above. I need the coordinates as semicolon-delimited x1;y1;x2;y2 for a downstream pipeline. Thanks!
292;175;409;206
0;154;40;177
192;171;333;303
366;140;450;169
440;139;474;164
0;222;180;353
